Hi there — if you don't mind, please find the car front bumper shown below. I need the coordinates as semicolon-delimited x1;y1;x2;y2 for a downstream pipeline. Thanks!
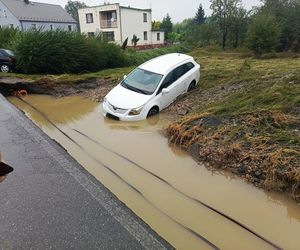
102;102;146;121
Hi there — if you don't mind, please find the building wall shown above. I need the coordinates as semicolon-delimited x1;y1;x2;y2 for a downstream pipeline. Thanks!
78;4;122;43
151;31;165;45
0;1;21;29
120;7;152;46
21;21;77;31
78;4;165;46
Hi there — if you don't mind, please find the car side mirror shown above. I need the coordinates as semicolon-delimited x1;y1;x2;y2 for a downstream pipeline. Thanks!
123;75;127;79
162;88;170;95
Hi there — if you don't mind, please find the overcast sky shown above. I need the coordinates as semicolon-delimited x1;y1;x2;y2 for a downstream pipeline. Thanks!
37;0;262;23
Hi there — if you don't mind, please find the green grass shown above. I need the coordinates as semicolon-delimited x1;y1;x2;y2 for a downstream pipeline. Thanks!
189;49;300;115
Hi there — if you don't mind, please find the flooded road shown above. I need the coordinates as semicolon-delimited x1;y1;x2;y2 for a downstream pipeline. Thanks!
10;95;300;250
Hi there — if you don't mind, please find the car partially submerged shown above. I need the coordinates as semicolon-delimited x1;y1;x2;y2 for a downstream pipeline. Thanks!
103;53;200;121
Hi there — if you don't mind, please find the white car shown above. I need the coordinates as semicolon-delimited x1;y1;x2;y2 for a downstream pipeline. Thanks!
103;53;200;121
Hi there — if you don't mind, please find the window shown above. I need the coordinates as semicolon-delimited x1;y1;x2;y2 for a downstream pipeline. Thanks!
121;68;163;95
157;62;195;95
50;24;53;30
86;13;93;23
68;25;72;31
158;71;177;93
87;32;95;37
157;33;160;41
143;13;147;22
103;32;115;41
31;23;36;29
10;24;13;28
143;31;148;41
175;64;188;79
185;62;195;71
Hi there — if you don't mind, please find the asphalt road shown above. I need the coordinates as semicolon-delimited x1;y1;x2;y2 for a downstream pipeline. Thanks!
0;94;172;250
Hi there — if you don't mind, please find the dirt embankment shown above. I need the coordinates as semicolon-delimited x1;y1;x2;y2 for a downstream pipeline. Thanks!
0;76;117;102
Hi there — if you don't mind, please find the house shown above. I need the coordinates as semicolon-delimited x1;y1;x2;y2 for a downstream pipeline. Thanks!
0;0;77;31
78;3;165;48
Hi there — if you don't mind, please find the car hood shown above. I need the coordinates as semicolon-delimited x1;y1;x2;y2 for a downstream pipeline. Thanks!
106;84;152;110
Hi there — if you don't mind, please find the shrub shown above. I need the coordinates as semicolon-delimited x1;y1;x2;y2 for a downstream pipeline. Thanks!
0;27;19;49
124;45;190;66
246;15;281;55
15;29;126;74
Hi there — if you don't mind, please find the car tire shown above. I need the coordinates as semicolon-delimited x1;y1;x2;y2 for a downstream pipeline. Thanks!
147;107;159;118
187;81;196;92
0;64;10;73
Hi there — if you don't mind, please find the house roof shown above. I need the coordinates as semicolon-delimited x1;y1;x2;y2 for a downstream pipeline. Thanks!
80;3;151;13
1;0;76;23
119;6;151;12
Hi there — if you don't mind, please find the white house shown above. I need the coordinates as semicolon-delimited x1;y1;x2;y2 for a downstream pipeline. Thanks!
78;3;164;47
0;0;77;31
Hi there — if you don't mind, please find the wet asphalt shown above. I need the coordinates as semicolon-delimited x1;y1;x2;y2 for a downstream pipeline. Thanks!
0;94;172;250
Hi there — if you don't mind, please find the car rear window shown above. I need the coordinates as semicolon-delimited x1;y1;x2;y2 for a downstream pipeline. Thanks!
5;50;15;57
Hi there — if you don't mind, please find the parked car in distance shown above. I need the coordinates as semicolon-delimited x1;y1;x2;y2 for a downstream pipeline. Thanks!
103;53;200;121
0;49;15;73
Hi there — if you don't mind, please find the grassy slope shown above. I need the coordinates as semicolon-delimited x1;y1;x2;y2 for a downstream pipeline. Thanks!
166;49;300;201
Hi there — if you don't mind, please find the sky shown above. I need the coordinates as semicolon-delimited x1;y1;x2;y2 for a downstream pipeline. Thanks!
37;0;262;23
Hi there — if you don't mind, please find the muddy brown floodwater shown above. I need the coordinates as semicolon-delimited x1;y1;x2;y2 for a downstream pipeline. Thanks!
9;95;300;250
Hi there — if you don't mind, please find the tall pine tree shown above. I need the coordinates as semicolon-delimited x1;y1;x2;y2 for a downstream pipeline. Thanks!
194;4;205;24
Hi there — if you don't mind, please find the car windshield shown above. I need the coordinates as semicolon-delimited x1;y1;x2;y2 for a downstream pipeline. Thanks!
121;68;163;95
4;50;15;57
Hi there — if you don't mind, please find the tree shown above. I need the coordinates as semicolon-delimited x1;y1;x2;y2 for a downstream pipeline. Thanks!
131;34;139;47
210;0;242;49
152;21;162;30
228;8;249;48
194;4;205;24
65;1;87;22
121;37;128;50
258;0;300;51
161;14;173;40
246;15;280;54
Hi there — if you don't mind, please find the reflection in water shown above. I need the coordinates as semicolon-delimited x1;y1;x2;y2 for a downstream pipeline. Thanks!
10;95;300;250
103;113;169;132
18;95;98;127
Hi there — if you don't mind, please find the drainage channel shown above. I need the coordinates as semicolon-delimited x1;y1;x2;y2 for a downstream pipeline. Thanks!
10;95;300;250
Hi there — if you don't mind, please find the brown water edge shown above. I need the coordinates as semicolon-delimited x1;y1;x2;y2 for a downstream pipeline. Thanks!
9;95;300;250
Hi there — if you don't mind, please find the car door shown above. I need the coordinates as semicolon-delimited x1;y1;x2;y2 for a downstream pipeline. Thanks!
156;65;187;109
0;50;6;64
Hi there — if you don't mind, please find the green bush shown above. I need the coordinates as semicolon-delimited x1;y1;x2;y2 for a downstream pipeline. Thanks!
0;27;19;49
246;15;281;55
124;45;190;66
15;30;126;74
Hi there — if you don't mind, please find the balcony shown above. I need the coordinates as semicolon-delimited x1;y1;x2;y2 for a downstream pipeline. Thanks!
100;19;118;28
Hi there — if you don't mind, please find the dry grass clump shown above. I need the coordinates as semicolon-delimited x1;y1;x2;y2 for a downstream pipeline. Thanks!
166;111;300;201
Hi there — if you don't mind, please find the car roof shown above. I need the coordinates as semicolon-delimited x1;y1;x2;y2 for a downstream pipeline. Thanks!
139;53;194;75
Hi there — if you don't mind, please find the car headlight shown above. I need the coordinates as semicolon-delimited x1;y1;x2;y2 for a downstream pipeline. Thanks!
129;105;144;116
103;97;108;104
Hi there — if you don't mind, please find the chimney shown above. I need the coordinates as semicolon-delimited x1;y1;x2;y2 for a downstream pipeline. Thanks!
24;0;30;4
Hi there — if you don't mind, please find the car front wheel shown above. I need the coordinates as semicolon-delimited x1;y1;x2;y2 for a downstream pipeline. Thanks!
0;65;10;73
147;107;159;118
